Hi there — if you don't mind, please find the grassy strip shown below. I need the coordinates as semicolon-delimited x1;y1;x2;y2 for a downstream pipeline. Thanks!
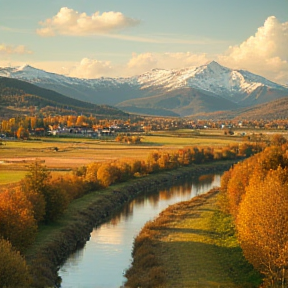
24;161;234;287
125;189;262;288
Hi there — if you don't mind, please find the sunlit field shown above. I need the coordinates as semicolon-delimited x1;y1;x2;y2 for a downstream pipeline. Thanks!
0;129;245;185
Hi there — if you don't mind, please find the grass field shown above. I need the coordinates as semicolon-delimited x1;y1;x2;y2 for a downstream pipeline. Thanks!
0;129;243;185
126;190;262;288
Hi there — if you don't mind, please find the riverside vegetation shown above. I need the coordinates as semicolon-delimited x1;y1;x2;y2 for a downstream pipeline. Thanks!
126;134;288;288
125;189;262;288
0;136;260;288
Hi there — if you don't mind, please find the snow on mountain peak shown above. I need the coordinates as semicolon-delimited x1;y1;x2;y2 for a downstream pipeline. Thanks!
0;62;286;102
135;61;285;97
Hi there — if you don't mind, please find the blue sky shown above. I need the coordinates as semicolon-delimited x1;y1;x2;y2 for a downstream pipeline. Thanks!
0;0;288;83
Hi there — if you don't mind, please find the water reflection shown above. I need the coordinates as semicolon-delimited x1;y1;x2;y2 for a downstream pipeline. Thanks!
59;173;221;288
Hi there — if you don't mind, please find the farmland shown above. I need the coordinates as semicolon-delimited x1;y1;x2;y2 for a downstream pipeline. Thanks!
0;129;243;185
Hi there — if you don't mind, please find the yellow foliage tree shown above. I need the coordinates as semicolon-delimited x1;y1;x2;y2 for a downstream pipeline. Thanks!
236;167;288;286
226;160;255;218
97;163;118;187
0;188;37;252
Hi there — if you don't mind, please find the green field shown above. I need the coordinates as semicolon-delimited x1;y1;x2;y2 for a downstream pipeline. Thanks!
126;190;262;288
0;129;244;185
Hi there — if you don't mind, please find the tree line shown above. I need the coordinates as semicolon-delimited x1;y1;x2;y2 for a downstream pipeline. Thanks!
218;134;288;287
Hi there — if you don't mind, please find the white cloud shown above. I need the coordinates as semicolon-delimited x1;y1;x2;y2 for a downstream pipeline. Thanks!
61;52;211;79
218;16;288;84
4;16;288;85
126;52;210;75
37;7;140;37
68;58;114;78
0;44;32;55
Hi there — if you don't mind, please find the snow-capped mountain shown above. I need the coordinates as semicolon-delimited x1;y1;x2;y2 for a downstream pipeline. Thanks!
1;61;287;116
136;61;287;102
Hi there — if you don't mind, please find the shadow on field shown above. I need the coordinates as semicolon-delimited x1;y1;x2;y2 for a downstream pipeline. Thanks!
159;240;262;288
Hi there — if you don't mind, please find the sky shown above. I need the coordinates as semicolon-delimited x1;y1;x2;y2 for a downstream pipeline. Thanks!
0;0;288;84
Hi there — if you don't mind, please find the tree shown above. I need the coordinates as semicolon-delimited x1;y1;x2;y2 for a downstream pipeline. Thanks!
97;163;118;187
42;183;69;223
0;188;37;252
226;160;254;218
157;151;170;170
0;239;31;287
271;134;287;146
21;161;50;222
85;162;101;184
236;167;288;287
146;151;160;173
114;160;132;182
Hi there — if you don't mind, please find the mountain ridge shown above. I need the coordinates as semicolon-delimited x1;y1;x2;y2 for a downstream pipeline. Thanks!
0;76;128;118
1;61;287;117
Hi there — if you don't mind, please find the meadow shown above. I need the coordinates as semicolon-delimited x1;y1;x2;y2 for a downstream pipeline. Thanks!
125;189;262;288
0;129;242;185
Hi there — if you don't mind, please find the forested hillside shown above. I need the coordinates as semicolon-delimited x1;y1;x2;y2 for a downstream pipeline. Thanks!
0;77;128;118
188;96;288;120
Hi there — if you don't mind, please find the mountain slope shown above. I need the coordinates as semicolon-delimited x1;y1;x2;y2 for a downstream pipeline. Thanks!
0;65;143;105
117;87;240;117
1;62;287;117
187;96;288;121
0;77;128;118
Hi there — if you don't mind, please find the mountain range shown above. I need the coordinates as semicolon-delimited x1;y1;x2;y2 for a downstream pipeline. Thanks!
0;61;288;117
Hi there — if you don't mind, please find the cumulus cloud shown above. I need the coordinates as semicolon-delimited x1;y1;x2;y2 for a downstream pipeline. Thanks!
68;58;114;78
218;16;288;84
0;44;32;55
64;52;211;79
127;52;210;74
37;7;140;36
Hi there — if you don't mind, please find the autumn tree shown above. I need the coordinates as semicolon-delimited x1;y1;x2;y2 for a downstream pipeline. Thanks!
114;160;132;182
0;239;31;287
16;127;29;139
97;163;118;187
191;147;204;164
146;151;160;173
270;134;287;146
42;182;69;223
129;159;147;176
158;151;170;170
55;174;87;201
217;169;232;214
258;146;288;171
225;160;255;218
0;188;37;252
21;161;50;222
236;167;288;287
85;162;101;184
21;160;69;223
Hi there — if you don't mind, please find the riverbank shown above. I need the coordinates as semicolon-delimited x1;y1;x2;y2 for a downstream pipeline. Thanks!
125;189;262;288
25;161;235;287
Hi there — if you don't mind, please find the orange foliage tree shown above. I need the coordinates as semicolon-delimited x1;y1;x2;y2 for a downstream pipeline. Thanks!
97;163;118;187
236;167;288;286
0;188;37;252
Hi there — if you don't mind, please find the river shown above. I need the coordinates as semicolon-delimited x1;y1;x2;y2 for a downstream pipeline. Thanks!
59;173;221;288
